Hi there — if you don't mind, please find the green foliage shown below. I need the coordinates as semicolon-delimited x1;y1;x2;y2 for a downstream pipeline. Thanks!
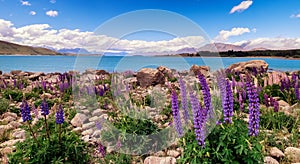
260;109;297;133
179;118;264;164
9;113;90;163
0;98;9;115
2;89;23;102
113;115;159;135
102;153;132;164
9;130;90;163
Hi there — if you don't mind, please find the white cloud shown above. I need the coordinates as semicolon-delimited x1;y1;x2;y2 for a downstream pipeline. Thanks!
230;1;253;14
215;27;250;41
21;0;31;6
29;11;36;16
233;37;300;50
46;10;58;17
291;13;300;18
50;0;56;3
0;19;207;55
0;19;15;38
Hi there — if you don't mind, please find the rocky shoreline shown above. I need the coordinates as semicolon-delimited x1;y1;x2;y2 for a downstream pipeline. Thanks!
0;60;300;163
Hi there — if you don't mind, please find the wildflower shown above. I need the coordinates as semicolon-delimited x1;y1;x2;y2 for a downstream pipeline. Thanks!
273;101;279;112
59;83;64;93
295;76;299;100
56;104;64;124
238;91;244;111
198;73;212;117
179;77;190;124
40;99;49;116
98;142;106;157
32;104;39;119
223;79;234;124
13;79;17;88
189;90;206;147
263;93;269;107
246;77;260;136
171;89;183;137
20;100;32;122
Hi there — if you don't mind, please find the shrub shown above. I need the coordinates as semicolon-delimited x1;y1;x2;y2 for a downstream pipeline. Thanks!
179;118;264;164
0;98;9;115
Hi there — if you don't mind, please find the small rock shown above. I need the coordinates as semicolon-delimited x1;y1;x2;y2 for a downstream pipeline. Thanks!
270;147;284;158
2;112;18;119
10;70;22;76
0;139;24;148
72;127;83;134
1;147;13;155
2;116;16;123
153;151;166;157
167;150;181;158
81;129;94;136
12;129;26;139
189;65;210;77
81;135;90;143
92;109;102;116
92;130;101;138
42;93;52;99
89;116;100;122
9;121;22;129
99;114;108;120
278;100;290;109
71;113;88;127
264;156;279;164
82;122;95;130
144;156;176;164
285;147;300;163
27;72;45;80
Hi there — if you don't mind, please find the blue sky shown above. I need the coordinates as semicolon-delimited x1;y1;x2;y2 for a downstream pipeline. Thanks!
0;0;300;54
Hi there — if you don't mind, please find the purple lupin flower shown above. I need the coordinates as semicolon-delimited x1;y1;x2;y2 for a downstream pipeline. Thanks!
19;82;23;90
246;77;260;136
20;100;32;122
98;86;104;96
269;96;275;106
179;77;190;124
32;104;39;119
41;81;47;90
59;83;64;93
40;99;49;116
263;93;269;107
171;89;183;137
223;79;234;124
98;142;106;157
273;101;279;112
238;91;244;111
295;76;299;100
13;79;17;88
198;73;212;117
189;90;206;147
56;104;64;124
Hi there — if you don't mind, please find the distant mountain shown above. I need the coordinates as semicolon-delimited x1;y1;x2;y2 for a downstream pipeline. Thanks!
175;47;198;54
58;48;90;54
0;40;60;55
199;43;244;52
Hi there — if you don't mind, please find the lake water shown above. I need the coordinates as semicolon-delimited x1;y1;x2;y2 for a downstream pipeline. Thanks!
0;55;299;73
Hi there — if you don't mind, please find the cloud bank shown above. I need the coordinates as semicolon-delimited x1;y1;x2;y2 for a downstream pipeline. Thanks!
1;19;300;54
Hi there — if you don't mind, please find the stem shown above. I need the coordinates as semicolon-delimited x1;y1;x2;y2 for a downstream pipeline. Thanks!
28;122;40;147
44;115;50;140
59;124;62;144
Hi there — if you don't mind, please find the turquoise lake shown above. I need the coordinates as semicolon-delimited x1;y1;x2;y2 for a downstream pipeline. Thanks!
0;55;299;73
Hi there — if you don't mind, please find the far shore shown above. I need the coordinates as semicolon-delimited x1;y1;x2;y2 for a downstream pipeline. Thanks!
0;54;300;60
